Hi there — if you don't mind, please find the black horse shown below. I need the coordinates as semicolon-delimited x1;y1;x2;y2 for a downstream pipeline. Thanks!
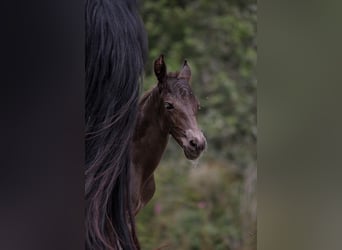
85;0;147;249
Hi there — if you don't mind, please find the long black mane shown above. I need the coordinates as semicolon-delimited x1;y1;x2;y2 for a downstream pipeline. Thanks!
85;0;147;249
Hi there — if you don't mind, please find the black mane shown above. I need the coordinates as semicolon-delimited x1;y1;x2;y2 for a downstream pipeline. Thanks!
85;0;147;249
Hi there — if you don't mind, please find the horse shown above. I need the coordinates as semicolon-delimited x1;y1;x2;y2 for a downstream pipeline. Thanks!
131;55;206;214
85;0;147;249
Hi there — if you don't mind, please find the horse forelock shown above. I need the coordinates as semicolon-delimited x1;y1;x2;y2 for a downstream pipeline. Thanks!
165;75;193;98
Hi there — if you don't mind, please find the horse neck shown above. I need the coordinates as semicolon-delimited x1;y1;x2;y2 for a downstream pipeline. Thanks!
133;86;170;178
130;86;169;214
136;86;169;138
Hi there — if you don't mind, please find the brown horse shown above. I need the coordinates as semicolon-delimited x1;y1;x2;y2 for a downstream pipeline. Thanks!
131;55;206;214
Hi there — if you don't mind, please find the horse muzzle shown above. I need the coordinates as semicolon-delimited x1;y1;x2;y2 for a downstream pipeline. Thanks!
183;130;206;160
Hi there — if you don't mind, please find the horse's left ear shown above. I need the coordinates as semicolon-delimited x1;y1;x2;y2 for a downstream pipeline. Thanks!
154;54;167;83
178;60;191;83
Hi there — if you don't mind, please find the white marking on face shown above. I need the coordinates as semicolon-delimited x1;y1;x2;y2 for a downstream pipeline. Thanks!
185;129;204;142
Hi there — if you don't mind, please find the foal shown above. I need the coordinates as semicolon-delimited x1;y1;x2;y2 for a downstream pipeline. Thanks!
131;55;206;214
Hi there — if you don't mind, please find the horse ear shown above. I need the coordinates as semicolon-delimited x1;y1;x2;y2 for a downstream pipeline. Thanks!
154;54;167;83
178;59;191;83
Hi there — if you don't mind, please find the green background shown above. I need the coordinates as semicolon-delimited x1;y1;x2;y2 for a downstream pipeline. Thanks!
137;1;256;249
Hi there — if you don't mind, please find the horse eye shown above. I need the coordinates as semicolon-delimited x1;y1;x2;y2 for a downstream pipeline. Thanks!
164;102;174;110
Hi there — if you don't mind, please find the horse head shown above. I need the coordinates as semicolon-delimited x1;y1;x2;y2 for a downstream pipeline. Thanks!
154;55;206;160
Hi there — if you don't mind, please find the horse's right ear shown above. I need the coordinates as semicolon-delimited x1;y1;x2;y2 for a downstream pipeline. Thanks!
154;54;167;83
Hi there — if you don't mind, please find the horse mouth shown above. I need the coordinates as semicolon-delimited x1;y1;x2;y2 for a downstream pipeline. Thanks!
173;135;205;160
184;149;201;160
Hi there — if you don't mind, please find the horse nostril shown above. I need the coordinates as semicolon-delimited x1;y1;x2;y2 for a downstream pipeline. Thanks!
189;139;197;148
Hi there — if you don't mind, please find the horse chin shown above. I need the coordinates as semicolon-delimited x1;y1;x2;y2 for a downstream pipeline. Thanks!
184;149;200;160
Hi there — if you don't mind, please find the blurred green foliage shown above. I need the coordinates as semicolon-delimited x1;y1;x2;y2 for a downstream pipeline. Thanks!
137;0;257;249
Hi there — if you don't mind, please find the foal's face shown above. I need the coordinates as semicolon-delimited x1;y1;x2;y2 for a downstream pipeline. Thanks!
154;55;206;160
